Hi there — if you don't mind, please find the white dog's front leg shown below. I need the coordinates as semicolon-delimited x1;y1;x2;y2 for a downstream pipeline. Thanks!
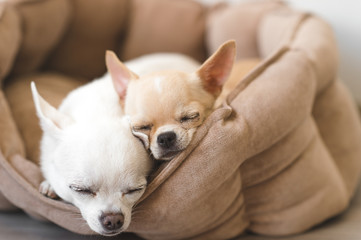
39;180;59;199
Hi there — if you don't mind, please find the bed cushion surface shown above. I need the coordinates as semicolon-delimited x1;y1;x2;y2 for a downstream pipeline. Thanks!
0;1;360;239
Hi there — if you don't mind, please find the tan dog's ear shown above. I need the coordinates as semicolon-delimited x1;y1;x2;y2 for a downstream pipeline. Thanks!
106;51;138;100
197;40;236;96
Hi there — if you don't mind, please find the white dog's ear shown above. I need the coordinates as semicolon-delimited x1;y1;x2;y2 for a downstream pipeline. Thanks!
31;82;73;133
131;131;150;150
124;116;150;150
197;40;236;97
106;50;138;101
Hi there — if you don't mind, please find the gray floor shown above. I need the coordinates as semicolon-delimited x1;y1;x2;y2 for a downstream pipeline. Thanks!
0;211;141;240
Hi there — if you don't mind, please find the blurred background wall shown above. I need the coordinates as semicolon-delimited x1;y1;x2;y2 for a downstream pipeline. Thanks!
197;0;361;105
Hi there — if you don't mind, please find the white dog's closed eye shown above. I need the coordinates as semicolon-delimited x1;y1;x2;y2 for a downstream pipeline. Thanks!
123;185;146;194
69;184;96;196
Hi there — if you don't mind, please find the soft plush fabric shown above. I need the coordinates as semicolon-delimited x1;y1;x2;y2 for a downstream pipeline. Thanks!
8;0;71;77
0;0;361;239
206;0;282;58
0;4;21;84
45;0;129;79
121;0;207;62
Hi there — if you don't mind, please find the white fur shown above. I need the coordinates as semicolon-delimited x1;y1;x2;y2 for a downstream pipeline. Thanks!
32;75;152;236
125;53;200;75
154;77;163;94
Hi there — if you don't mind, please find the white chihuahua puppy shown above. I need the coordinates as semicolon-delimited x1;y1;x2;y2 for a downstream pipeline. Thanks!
32;75;153;235
32;52;202;236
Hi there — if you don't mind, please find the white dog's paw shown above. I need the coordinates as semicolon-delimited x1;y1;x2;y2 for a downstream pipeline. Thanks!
39;181;59;199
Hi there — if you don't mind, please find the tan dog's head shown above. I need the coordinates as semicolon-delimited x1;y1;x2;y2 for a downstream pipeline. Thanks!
107;41;235;160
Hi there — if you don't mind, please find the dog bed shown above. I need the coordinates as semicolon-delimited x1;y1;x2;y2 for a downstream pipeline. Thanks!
1;0;361;239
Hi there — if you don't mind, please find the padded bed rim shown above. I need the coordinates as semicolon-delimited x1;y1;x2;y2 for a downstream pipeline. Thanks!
138;11;310;204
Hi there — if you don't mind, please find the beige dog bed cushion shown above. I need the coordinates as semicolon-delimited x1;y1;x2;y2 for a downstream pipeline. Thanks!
1;0;361;239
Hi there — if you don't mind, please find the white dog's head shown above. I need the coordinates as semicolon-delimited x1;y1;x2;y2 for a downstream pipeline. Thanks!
31;83;152;236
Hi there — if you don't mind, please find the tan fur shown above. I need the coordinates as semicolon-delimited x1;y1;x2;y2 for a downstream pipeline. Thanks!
125;71;213;160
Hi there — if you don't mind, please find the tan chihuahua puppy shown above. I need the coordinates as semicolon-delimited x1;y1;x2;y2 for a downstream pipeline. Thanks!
107;41;236;160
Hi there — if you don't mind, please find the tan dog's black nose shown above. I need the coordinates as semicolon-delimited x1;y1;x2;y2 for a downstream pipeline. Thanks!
157;131;176;148
100;212;124;231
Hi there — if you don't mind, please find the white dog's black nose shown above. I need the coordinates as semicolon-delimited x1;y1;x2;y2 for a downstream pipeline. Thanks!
100;212;124;231
157;131;176;148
